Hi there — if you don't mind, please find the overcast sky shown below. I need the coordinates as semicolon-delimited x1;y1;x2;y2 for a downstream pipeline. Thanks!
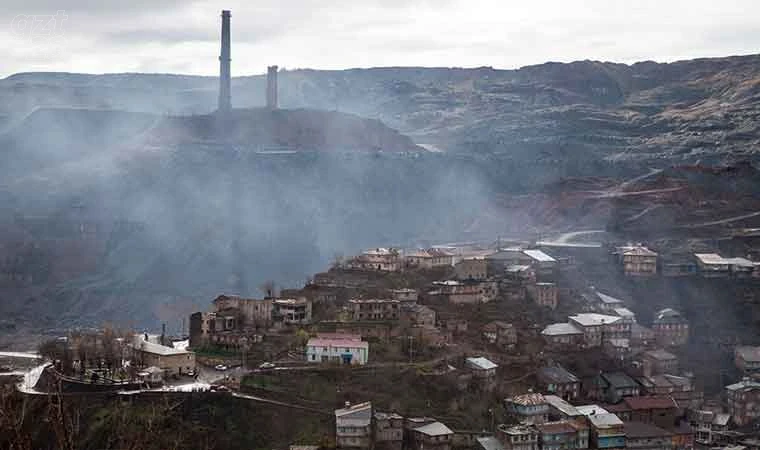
2;0;760;78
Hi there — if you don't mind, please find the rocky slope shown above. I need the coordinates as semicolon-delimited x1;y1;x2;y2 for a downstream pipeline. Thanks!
4;54;760;165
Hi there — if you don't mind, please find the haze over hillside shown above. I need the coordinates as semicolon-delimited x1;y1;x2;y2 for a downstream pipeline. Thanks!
1;54;760;333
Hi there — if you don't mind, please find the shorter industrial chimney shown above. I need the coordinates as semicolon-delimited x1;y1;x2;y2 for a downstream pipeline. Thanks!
266;65;278;110
218;10;232;115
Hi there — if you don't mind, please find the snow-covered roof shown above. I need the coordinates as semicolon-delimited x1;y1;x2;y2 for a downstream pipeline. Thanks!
595;291;624;305
576;404;610;416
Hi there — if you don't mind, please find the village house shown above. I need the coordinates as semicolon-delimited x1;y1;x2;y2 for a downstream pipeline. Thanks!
482;321;517;349
535;420;589;450
189;311;214;348
502;264;536;286
636;374;692;398
537;364;580;400
495;424;539;450
585;290;625;312
528;282;558;309
389;288;418;304
601;372;641;403
541;323;584;349
638;349;678;376
735;346;760;374
374;412;404;450
612;307;636;324
726;378;760;426
623;421;673;449
505;393;549;425
466;357;498;383
408;421;454;450
130;335;196;377
349;298;401;321
272;297;312;325
211;294;273;328
694;253;731;278
568;313;629;348
404;248;454;269
652;308;689;347
584;411;626;449
616;396;681;428
630;323;655;348
350;248;401;272
430;280;498;304
306;333;369;365
603;338;632;362
660;254;698;277
522;249;558;277
401;303;436;328
455;257;488;280
335;402;373;450
615;244;658;277
689;409;731;446
544;395;584;421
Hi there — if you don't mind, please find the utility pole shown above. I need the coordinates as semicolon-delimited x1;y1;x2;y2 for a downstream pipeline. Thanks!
408;335;414;363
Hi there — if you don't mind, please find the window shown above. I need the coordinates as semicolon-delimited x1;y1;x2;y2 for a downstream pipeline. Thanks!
311;354;316;360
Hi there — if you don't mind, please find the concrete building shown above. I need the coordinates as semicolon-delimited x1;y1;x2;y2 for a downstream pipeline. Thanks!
618;396;680;428
272;297;312;325
335;402;373;450
652;308;689;347
568;313;629;348
348;298;400;321
212;294;273;328
735;346;760;374
495;424;538;450
430;280;498;304
408;421;454;450
266;65;278;109
726;378;760;426
585;412;625;449
541;323;584;349
466;357;498;379
623;422;673;449
405;248;454;269
401;304;436;328
482;321;517;349
639;349;678;376
506;393;549;425
375;412;404;450
544;395;584;421
535;420;589;450
689;409;730;446
131;335;195;376
455;258;488;280
306;333;369;365
528;282;558;310
350;248;401;272
537;364;580;400
615;245;658;277
389;288;418;304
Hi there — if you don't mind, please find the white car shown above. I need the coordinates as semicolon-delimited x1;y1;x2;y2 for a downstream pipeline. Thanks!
214;364;228;371
258;362;276;370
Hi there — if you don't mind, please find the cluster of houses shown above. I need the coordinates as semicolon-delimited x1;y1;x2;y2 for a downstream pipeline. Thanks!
189;294;313;350
612;243;760;279
541;288;689;356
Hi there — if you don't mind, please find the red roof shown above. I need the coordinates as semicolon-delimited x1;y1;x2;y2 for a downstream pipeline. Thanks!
623;396;677;410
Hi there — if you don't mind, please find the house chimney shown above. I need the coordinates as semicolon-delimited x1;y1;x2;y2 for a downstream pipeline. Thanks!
266;65;278;109
217;10;232;115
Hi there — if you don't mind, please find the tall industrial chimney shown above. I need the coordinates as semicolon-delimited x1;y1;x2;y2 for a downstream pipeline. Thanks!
218;10;232;114
266;65;278;109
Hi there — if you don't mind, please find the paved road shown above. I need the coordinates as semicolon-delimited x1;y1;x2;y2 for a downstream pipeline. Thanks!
680;210;760;228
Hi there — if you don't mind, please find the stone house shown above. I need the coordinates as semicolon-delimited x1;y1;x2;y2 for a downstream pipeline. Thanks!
348;298;401;321
652;308;689;347
335;401;373;450
528;282;558;310
505;393;549;425
455;258;488;280
482;321;517;349
537;364;580;400
615;245;658;277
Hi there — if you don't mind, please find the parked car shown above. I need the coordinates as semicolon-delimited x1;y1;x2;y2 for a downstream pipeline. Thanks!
258;362;276;370
214;364;228;371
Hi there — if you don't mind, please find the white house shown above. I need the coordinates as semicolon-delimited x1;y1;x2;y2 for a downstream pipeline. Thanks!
306;333;369;365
